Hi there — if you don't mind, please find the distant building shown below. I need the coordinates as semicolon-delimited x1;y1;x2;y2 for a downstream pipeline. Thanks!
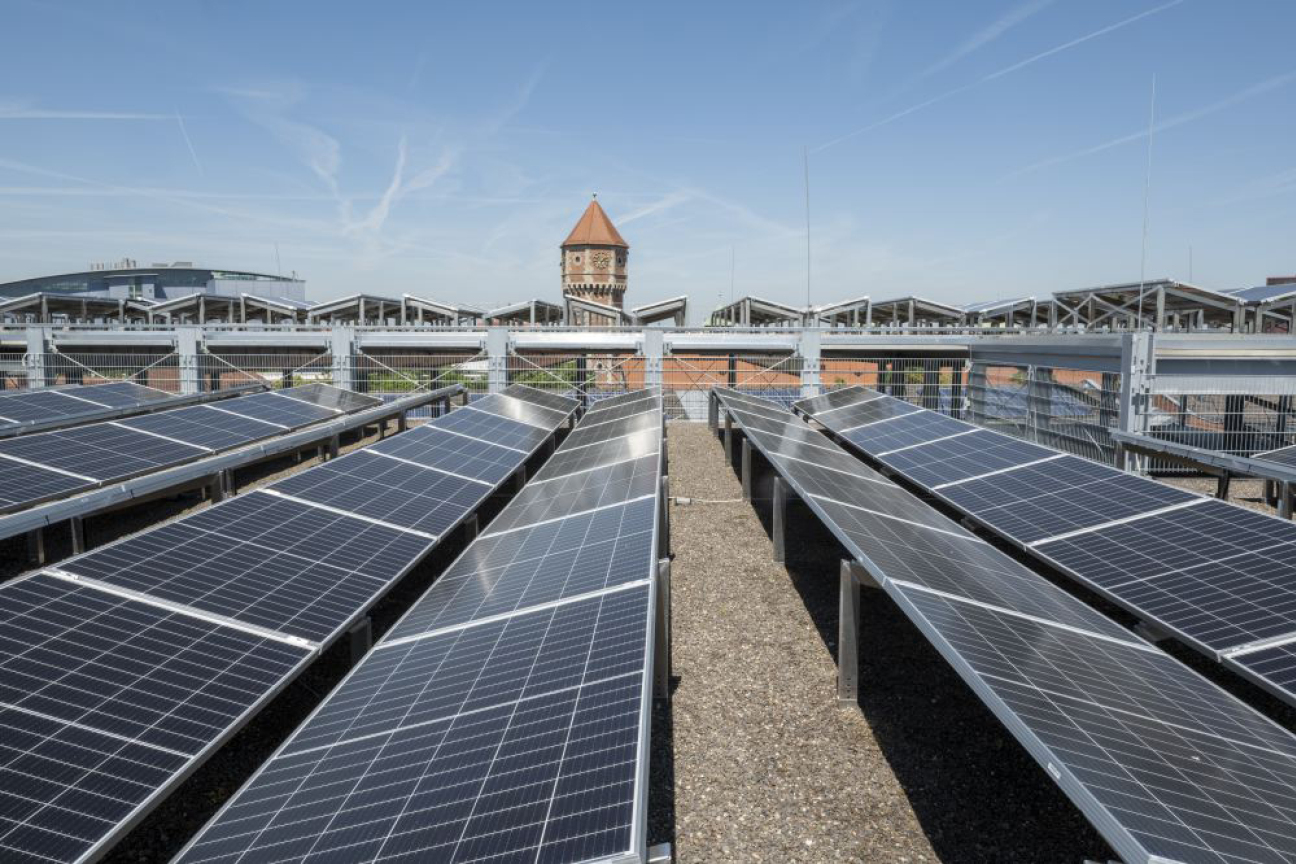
0;259;306;303
561;196;628;324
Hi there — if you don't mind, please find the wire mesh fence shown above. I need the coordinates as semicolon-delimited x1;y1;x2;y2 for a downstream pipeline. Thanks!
4;352;183;392
1141;375;1296;466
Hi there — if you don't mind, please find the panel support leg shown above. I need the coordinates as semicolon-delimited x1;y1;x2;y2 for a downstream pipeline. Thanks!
708;391;718;432
659;475;671;557
1215;470;1232;501
514;466;527;493
70;517;85;555
327;434;340;460
839;560;861;705
1283;481;1294;520
397;410;408;433
221;469;236;498
208;473;225;504
462;513;478;544
741;437;753;503
348;617;373;666
647;842;674;863
773;476;793;563
654;557;671;702
460;389;471;407
723;412;733;463
27;528;45;566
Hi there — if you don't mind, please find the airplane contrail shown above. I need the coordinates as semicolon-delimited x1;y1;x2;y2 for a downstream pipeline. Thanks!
812;0;1186;154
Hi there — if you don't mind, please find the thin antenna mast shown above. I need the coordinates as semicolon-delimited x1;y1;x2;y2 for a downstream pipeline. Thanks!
730;245;736;303
1137;74;1156;329
274;243;283;278
803;146;812;310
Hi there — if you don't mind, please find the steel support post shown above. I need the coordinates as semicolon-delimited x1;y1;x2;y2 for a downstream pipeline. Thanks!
24;326;50;389
708;391;718;433
462;513;478;543
772;476;790;563
70;516;85;555
327;434;340;460
643;329;664;394
798;328;821;399
27;529;44;565
723;411;733;463
514;465;527;492
741;437;753;502
460;389;470;407
177;326;201;395
397;410;408;433
838;560;862;705
659;475;671;557
1282;481;1293;520
1118;332;1154;473
486;327;508;395
208;472;226;504
1216;471;1232;501
348;617;373;666
330;326;355;392
654;557;671;702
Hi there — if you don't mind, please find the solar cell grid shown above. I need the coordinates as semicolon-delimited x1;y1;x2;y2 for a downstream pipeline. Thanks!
275;383;378;413
940;455;1200;544
0;458;91;508
469;392;570;429
117;405;283;451
0;705;189;864
368;425;521;485
534;425;660;480
213;392;337;427
0;573;308;755
60;519;391;644
585;389;656;414
501;383;580;414
578;401;660;430
270;451;486;537
831;397;922;431
0;423;209;480
843;410;976;454
1258;445;1296;470
0;389;98;424
390;497;658;637
436;404;551;452
882;429;1057;488
894;585;1296;864
487;454;659;535
176;586;650;864
561;408;661;449
69;381;173;409
1034;499;1296;653
722;407;841;452
791;386;874;415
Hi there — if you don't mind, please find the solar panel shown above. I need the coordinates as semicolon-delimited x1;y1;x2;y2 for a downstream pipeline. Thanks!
0;573;310;864
585;389;657;414
0;382;176;431
718;389;1296;864
368;425;523;485
1257;443;1296;469
792;386;884;415
0;387;580;862
939;455;1199;544
562;408;661;449
794;386;1296;712
0;457;93;507
502;383;582;413
581;395;661;425
470;392;572;429
275;383;380;413
0;423;209;479
117;404;285;450
271;451;488;536
210;392;338;427
841;410;975;454
177;586;650;864
436;404;552;452
534;426;660;480
176;392;659;864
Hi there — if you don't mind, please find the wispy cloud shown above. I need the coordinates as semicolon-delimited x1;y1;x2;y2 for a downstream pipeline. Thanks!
174;110;204;176
813;0;1185;153
618;191;693;226
919;0;1055;80
0;99;169;120
1006;69;1296;178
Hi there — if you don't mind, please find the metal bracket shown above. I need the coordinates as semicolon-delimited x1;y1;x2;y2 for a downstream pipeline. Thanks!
462;513;479;544
654;557;671;702
659;476;671;558
1134;620;1170;644
741;438;753;502
723;411;734;463
648;842;674;863
348;616;373;666
27;528;45;566
772;476;799;563
839;560;861;705
69;516;85;555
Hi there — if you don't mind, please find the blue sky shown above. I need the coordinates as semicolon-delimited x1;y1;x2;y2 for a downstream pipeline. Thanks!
1;1;1294;319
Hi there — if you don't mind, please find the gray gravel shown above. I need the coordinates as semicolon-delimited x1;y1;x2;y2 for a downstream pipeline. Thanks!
657;423;1112;863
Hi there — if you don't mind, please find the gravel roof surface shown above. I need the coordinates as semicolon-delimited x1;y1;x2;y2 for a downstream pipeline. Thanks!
658;422;1112;863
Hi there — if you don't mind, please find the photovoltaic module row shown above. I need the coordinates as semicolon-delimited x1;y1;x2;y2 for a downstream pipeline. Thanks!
715;389;1296;864
0;384;382;514
0;381;176;429
0;385;576;864
174;390;666;864
794;386;1296;710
